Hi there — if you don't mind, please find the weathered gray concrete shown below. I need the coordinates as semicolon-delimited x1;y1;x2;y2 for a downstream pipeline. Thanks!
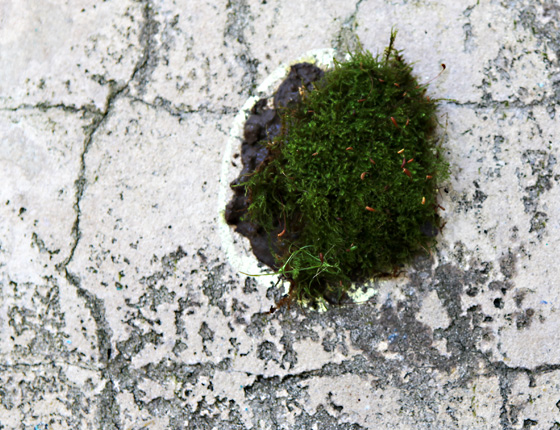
1;0;560;428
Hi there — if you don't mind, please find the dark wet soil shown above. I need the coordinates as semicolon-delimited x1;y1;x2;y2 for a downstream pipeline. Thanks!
225;63;324;269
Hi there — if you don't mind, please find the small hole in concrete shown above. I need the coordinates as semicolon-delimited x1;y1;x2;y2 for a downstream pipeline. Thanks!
493;298;504;309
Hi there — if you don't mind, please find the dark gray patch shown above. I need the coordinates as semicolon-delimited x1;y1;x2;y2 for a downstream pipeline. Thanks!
466;286;479;296
257;341;280;363
244;311;270;338
266;282;285;303
292;407;367;429
96;380;121;430
245;251;492;421
520;150;556;220
175;295;202;340
199;321;215;342
489;280;512;294
523;418;538;429
243;277;259;294
173;340;188;355
279;335;298;370
140;246;187;288
515;308;535;329
232;297;250;315
500;249;517;279
200;263;236;316
322;333;337;353
493;135;505;160
473;189;488;208
420;221;439;237
126;284;176;312
529;211;548;238
273;63;325;110
117;327;163;360
434;264;464;320
514;289;527;307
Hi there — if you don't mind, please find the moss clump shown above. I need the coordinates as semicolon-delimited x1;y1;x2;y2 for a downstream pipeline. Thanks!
245;32;449;303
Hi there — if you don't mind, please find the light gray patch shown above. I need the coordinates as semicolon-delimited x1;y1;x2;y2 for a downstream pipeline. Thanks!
463;22;475;53
159;13;179;67
493;47;512;82
7;278;76;363
518;2;560;64
513;288;528;307
107;356;241;428
0;365;97;428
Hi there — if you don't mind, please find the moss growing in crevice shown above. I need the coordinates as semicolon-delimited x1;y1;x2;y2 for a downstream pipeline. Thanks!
235;32;449;304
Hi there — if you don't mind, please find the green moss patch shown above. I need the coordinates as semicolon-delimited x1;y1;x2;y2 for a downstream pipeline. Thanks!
243;33;448;304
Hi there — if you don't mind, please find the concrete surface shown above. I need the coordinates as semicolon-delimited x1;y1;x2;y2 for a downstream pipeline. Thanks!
1;0;560;429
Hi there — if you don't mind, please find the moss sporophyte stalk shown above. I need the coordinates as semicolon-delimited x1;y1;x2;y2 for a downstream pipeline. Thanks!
229;32;449;305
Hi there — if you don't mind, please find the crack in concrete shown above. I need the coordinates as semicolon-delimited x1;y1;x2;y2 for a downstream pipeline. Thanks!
129;95;238;118
332;0;365;54
131;1;160;95
58;0;160;272
443;95;558;110
0;102;102;116
0;361;100;372
47;2;161;428
224;0;260;96
235;356;368;386
5;1;555;427
498;368;512;429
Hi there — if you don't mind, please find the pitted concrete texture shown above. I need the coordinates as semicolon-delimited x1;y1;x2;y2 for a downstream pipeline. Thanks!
1;0;560;429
